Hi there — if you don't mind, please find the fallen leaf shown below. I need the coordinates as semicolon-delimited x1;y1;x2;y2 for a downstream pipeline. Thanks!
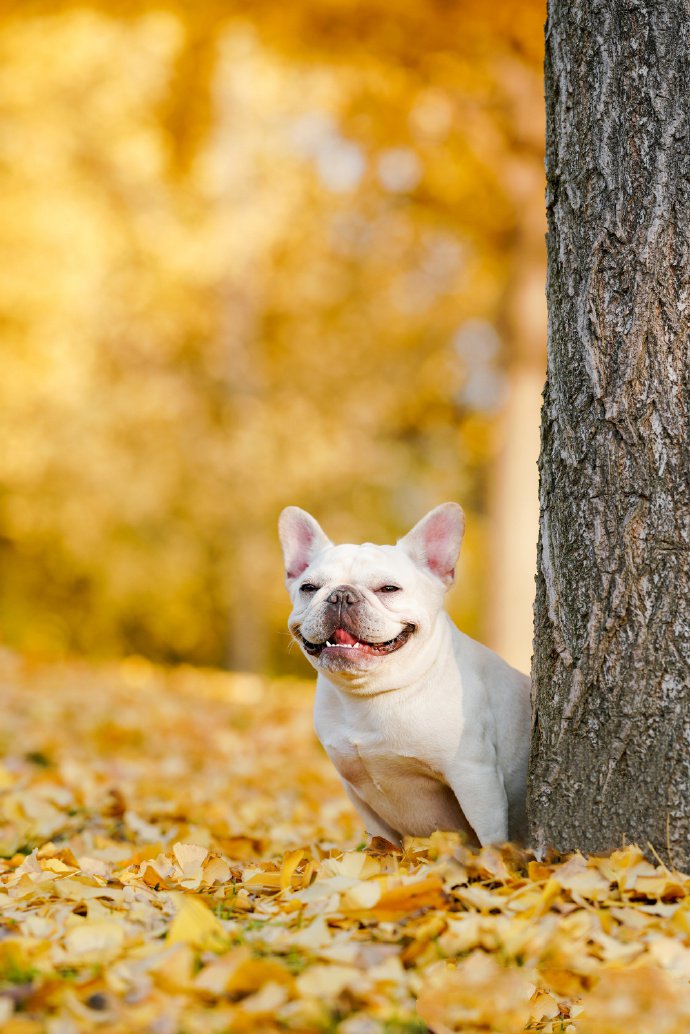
372;875;447;916
64;920;125;955
167;893;228;951
416;953;534;1033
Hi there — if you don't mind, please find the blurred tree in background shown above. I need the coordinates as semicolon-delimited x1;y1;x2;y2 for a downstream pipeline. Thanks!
0;0;545;674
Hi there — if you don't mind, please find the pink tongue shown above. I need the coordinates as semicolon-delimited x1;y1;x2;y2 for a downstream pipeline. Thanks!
334;628;359;645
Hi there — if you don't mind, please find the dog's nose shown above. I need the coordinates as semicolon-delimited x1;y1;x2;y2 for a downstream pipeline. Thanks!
327;585;362;607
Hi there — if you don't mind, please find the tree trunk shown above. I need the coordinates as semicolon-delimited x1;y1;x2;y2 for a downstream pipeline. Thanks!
530;0;690;867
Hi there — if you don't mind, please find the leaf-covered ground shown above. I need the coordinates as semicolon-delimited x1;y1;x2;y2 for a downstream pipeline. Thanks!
2;653;690;1033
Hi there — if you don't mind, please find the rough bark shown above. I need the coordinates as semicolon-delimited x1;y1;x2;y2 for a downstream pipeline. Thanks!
530;0;690;867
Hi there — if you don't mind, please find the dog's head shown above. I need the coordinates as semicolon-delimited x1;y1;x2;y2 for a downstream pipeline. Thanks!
278;503;464;689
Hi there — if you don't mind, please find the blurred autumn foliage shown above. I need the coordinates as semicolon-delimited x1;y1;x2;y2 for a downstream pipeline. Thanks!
0;0;545;672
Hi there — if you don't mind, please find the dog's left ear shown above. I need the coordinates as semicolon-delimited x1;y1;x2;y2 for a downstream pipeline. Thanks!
278;506;333;585
398;502;465;589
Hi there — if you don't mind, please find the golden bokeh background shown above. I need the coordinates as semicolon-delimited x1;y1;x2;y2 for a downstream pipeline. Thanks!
0;0;546;676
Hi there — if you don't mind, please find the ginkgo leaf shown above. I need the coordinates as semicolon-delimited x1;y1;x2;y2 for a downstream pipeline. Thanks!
239;981;290;1015
226;958;295;995
167;893;228;951
64;920;125;955
173;843;209;876
202;855;232;886
372;875;447;916
416;953;535;1033
296;963;361;998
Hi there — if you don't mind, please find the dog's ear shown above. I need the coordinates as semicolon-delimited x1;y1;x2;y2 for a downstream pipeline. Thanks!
278;507;333;584
398;503;465;589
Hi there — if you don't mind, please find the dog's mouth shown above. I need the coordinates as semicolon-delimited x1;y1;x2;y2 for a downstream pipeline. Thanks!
299;624;415;658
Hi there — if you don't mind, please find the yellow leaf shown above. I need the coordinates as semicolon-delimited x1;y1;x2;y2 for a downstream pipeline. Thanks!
142;863;164;888
296;963;360;998
76;855;109;877
528;859;554;881
218;836;265;860
124;843;166;866
288;915;332;952
41;858;75;874
167;893;228;951
226;958;294;995
372;875;446;916
635;875;686;900
554;854;611;901
202;855;232;886
417;954;534;1034
243;870;283;890
577;967;690;1034
647;938;690;978
194;948;251;995
300;859;317;889
322;852;381;880
173;842;208;876
438;914;482;955
342;879;382;910
453;883;509;913
238;981;289;1015
474;845;513;881
65;920;125;955
149;944;196;992
529;988;560;1021
280;848;305;892
538;878;563;912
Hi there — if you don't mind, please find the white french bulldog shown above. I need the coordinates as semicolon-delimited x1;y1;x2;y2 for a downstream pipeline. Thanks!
278;503;530;846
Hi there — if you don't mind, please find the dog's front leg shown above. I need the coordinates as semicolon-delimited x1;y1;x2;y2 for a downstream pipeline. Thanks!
340;780;402;846
446;759;509;846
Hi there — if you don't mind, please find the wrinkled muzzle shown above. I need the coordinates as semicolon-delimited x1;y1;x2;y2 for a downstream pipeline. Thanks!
294;584;414;659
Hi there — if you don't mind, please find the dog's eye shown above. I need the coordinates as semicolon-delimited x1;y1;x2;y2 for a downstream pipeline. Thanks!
377;585;401;593
300;583;319;593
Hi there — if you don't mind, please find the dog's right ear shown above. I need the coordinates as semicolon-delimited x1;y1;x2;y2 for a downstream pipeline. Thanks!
397;502;465;589
278;507;332;585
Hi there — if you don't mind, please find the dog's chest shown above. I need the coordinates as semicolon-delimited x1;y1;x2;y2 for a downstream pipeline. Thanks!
318;701;468;838
326;732;435;793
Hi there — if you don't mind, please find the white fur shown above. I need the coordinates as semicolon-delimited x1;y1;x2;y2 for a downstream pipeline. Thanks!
279;504;531;846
